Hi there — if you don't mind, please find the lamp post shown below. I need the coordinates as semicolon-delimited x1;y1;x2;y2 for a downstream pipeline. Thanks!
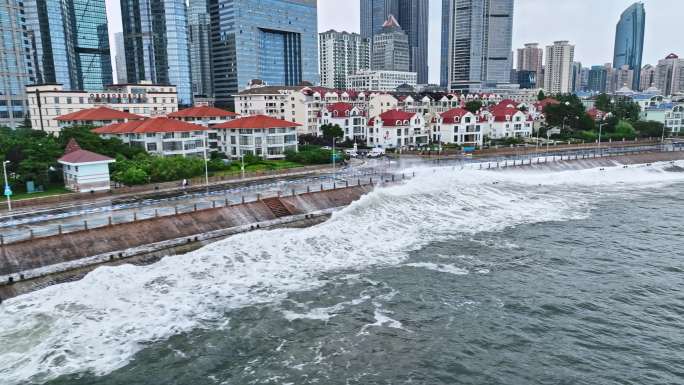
597;112;613;156
332;136;336;180
203;130;210;191
3;161;11;212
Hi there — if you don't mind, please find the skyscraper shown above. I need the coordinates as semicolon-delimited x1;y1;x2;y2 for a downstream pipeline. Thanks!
319;30;370;89
543;41;574;94
655;54;684;96
571;62;583;93
639;64;656;91
188;0;213;99
121;0;193;105
372;15;410;72
397;0;429;83
114;32;127;84
0;0;36;128
441;0;514;91
588;65;607;93
517;43;543;77
360;0;428;84
25;0;112;91
209;0;319;106
613;2;645;90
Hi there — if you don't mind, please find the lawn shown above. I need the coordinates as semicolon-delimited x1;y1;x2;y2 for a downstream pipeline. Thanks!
213;160;305;176
8;186;71;201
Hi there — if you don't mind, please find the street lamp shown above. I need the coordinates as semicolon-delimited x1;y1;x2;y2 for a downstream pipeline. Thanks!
203;130;210;191
597;112;613;156
2;161;11;212
332;136;336;180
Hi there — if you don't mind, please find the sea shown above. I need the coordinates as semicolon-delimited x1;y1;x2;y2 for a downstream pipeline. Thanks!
1;161;683;385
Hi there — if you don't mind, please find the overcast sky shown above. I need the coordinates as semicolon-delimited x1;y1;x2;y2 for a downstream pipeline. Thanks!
106;0;682;84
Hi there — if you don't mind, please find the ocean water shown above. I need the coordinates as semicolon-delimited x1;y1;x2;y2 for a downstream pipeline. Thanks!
1;162;684;385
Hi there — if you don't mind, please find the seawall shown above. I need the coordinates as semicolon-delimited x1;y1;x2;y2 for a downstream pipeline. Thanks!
0;185;373;301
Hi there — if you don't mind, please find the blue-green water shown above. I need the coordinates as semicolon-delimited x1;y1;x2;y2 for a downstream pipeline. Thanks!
2;163;684;384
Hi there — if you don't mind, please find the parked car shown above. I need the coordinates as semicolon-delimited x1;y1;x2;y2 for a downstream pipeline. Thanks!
367;147;386;158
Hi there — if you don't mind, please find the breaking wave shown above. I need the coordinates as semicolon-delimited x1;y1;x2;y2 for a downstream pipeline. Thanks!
1;161;683;384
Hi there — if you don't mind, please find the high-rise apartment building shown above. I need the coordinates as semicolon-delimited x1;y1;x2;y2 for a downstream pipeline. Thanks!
543;41;574;94
372;15;410;73
121;0;193;105
655;54;684;96
613;2;645;90
24;0;113;91
613;64;635;91
0;0;36;128
360;0;429;84
639;64;656;91
571;62;583;93
588;65;607;93
319;30;370;90
114;32;127;84
209;0;319;106
188;0;213;99
441;0;514;92
517;43;543;77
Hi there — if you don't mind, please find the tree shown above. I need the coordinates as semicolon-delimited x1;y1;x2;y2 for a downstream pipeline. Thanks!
595;94;612;112
320;123;344;139
633;120;665;138
613;120;636;139
542;94;587;131
464;100;483;114
537;90;546;101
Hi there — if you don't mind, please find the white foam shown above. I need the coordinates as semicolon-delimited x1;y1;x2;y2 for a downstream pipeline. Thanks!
404;262;469;276
1;162;680;384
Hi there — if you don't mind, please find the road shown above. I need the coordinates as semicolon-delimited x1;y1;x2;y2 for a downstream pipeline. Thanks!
0;143;667;244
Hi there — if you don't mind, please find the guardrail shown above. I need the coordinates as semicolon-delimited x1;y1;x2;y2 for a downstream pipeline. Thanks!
0;173;410;246
1;145;680;245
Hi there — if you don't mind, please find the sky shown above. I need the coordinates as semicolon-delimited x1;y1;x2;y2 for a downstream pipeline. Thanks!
105;0;682;84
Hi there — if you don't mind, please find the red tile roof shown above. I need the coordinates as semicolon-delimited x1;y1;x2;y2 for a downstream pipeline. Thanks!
489;104;528;122
440;108;471;124
498;99;519;108
92;117;208;134
324;102;355;117
212;115;301;129
534;98;560;110
378;109;415;122
56;106;144;121
58;139;113;164
167;105;238;118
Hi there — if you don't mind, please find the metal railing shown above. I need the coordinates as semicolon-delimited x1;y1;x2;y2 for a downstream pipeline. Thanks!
0;172;408;245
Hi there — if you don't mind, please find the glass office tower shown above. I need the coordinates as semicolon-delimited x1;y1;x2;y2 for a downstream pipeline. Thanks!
441;0;514;91
209;0;319;106
24;0;112;91
121;0;193;105
0;0;37;128
361;0;429;84
613;2;645;90
188;0;213;99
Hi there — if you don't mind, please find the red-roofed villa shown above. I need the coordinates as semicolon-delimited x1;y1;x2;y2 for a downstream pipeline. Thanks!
319;103;367;141
430;108;483;146
57;139;115;192
55;106;144;128
366;109;428;148
93;117;211;157
213;115;299;159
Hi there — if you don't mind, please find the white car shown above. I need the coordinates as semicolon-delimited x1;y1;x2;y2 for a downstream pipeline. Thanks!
345;149;358;157
367;148;386;158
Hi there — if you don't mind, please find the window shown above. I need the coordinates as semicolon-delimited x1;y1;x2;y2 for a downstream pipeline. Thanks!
147;143;157;151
